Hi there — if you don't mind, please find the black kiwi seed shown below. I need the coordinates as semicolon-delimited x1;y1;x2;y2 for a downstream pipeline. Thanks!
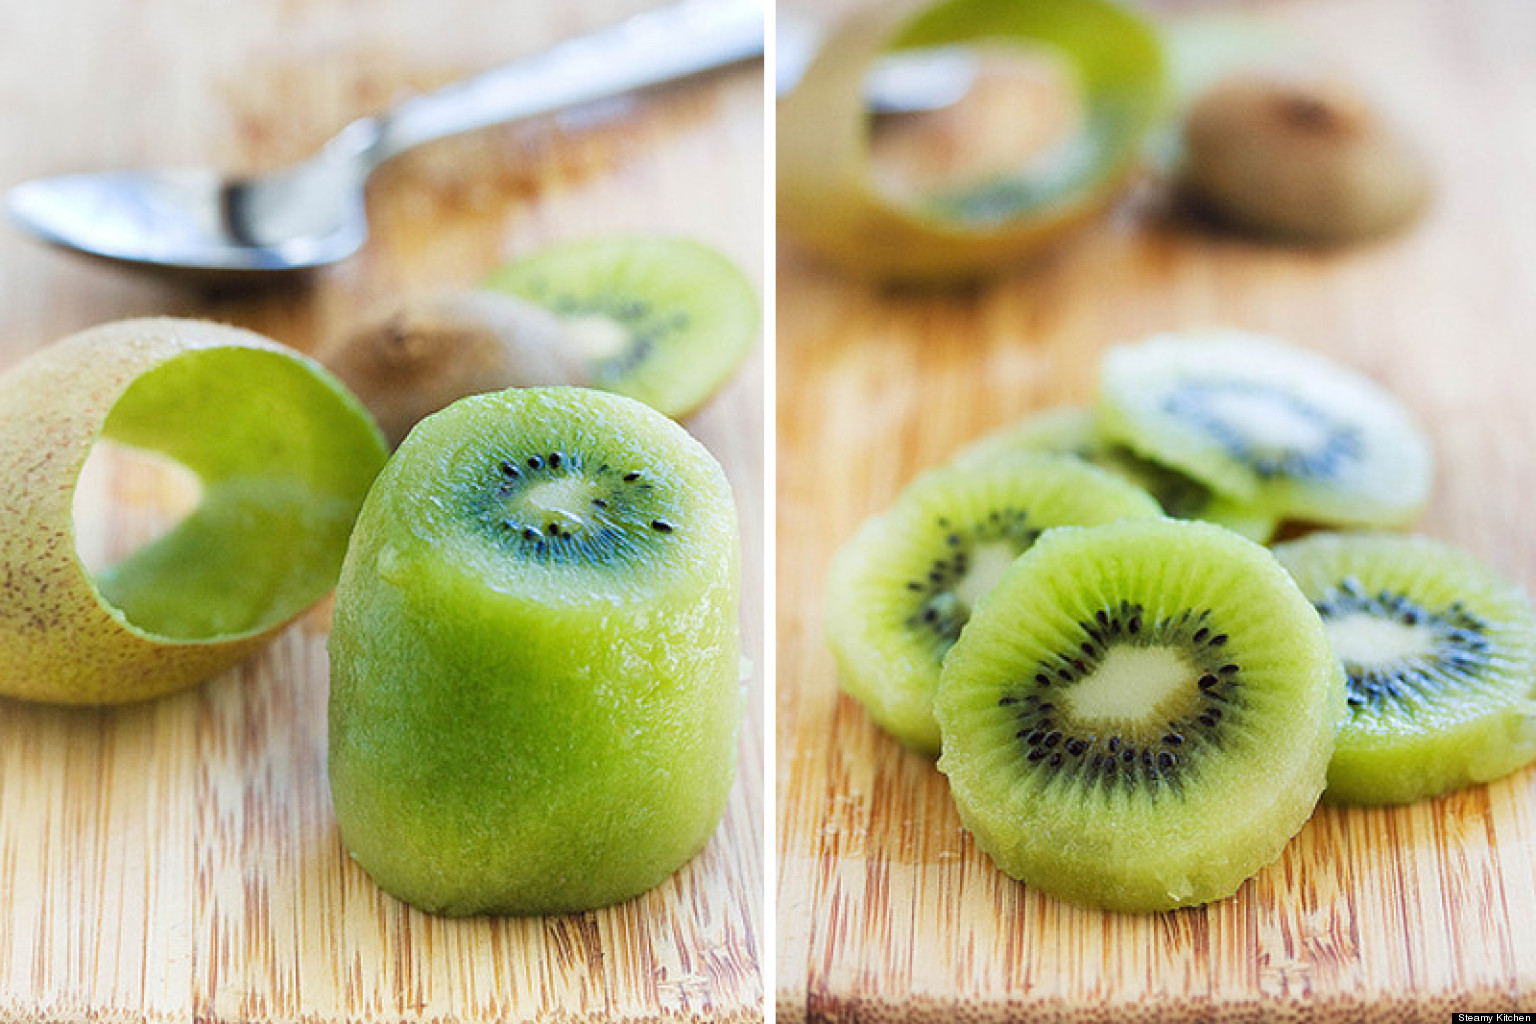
903;507;1043;655
1312;582;1494;710
996;601;1248;790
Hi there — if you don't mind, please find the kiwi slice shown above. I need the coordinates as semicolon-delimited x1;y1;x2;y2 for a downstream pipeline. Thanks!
824;454;1162;754
483;235;758;418
1273;532;1536;805
0;318;386;704
328;386;741;916
952;406;1278;542
1097;330;1432;528
935;518;1342;912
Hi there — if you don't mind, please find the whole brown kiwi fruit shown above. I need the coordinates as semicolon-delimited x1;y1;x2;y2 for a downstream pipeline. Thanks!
1180;72;1431;244
321;292;587;448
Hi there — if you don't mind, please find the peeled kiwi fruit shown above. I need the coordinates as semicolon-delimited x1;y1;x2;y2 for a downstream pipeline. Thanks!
0;318;387;704
328;386;741;915
953;406;1278;542
1273;532;1536;805
1097;330;1433;529
935;518;1343;912
1180;72;1431;244
824;454;1162;753
323;235;757;446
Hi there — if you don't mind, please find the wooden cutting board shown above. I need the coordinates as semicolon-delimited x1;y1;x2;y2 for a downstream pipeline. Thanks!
0;2;762;1021
776;0;1536;1020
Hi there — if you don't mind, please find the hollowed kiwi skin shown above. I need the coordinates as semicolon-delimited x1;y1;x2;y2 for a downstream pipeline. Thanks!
0;318;387;705
327;387;742;916
777;0;1167;284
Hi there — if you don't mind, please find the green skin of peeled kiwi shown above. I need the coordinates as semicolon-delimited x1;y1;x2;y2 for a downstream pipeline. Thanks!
935;519;1343;913
777;0;1166;284
0;318;387;704
327;387;741;916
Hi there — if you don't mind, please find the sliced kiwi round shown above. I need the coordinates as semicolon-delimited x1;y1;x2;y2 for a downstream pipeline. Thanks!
1180;72;1431;245
952;406;1278;542
484;235;758;418
935;518;1342;912
1273;532;1536;805
824;454;1162;754
1097;330;1433;528
328;386;741;915
0;318;387;705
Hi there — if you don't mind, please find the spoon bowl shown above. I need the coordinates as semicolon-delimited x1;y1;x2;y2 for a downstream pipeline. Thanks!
6;0;764;279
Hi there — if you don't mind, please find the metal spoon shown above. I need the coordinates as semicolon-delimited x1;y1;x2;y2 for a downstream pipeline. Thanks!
775;8;977;113
5;0;763;278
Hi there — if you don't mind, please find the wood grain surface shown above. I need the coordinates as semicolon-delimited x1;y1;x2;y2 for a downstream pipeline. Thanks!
0;1;763;1021
776;0;1536;1020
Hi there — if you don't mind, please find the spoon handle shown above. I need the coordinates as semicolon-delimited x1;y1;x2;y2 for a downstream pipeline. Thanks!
369;0;764;164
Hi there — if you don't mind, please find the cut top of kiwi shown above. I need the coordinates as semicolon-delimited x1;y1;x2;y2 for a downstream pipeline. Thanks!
368;386;737;607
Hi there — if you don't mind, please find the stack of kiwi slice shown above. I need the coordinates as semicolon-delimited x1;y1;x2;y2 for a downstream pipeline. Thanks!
826;327;1536;913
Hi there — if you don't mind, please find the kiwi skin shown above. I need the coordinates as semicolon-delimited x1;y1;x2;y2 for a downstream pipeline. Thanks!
0;318;387;704
1180;72;1432;244
321;291;588;448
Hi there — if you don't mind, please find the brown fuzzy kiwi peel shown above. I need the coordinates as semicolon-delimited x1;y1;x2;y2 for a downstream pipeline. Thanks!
0;318;387;704
777;0;1167;284
1180;72;1432;244
322;291;587;448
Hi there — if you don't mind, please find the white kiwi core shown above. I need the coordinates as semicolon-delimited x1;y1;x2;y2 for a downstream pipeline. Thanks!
1203;385;1330;453
1324;611;1433;667
562;315;632;363
954;541;1018;611
1065;645;1194;726
520;477;599;531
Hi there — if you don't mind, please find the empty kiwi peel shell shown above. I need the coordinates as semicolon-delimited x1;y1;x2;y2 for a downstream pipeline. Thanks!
778;0;1166;284
0;318;388;704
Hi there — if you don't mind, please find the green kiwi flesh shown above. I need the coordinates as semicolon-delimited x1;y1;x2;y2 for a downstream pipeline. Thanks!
824;454;1162;754
1097;331;1432;528
953;406;1278;542
936;518;1342;912
1273;532;1536;805
328;386;741;915
484;236;758;418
